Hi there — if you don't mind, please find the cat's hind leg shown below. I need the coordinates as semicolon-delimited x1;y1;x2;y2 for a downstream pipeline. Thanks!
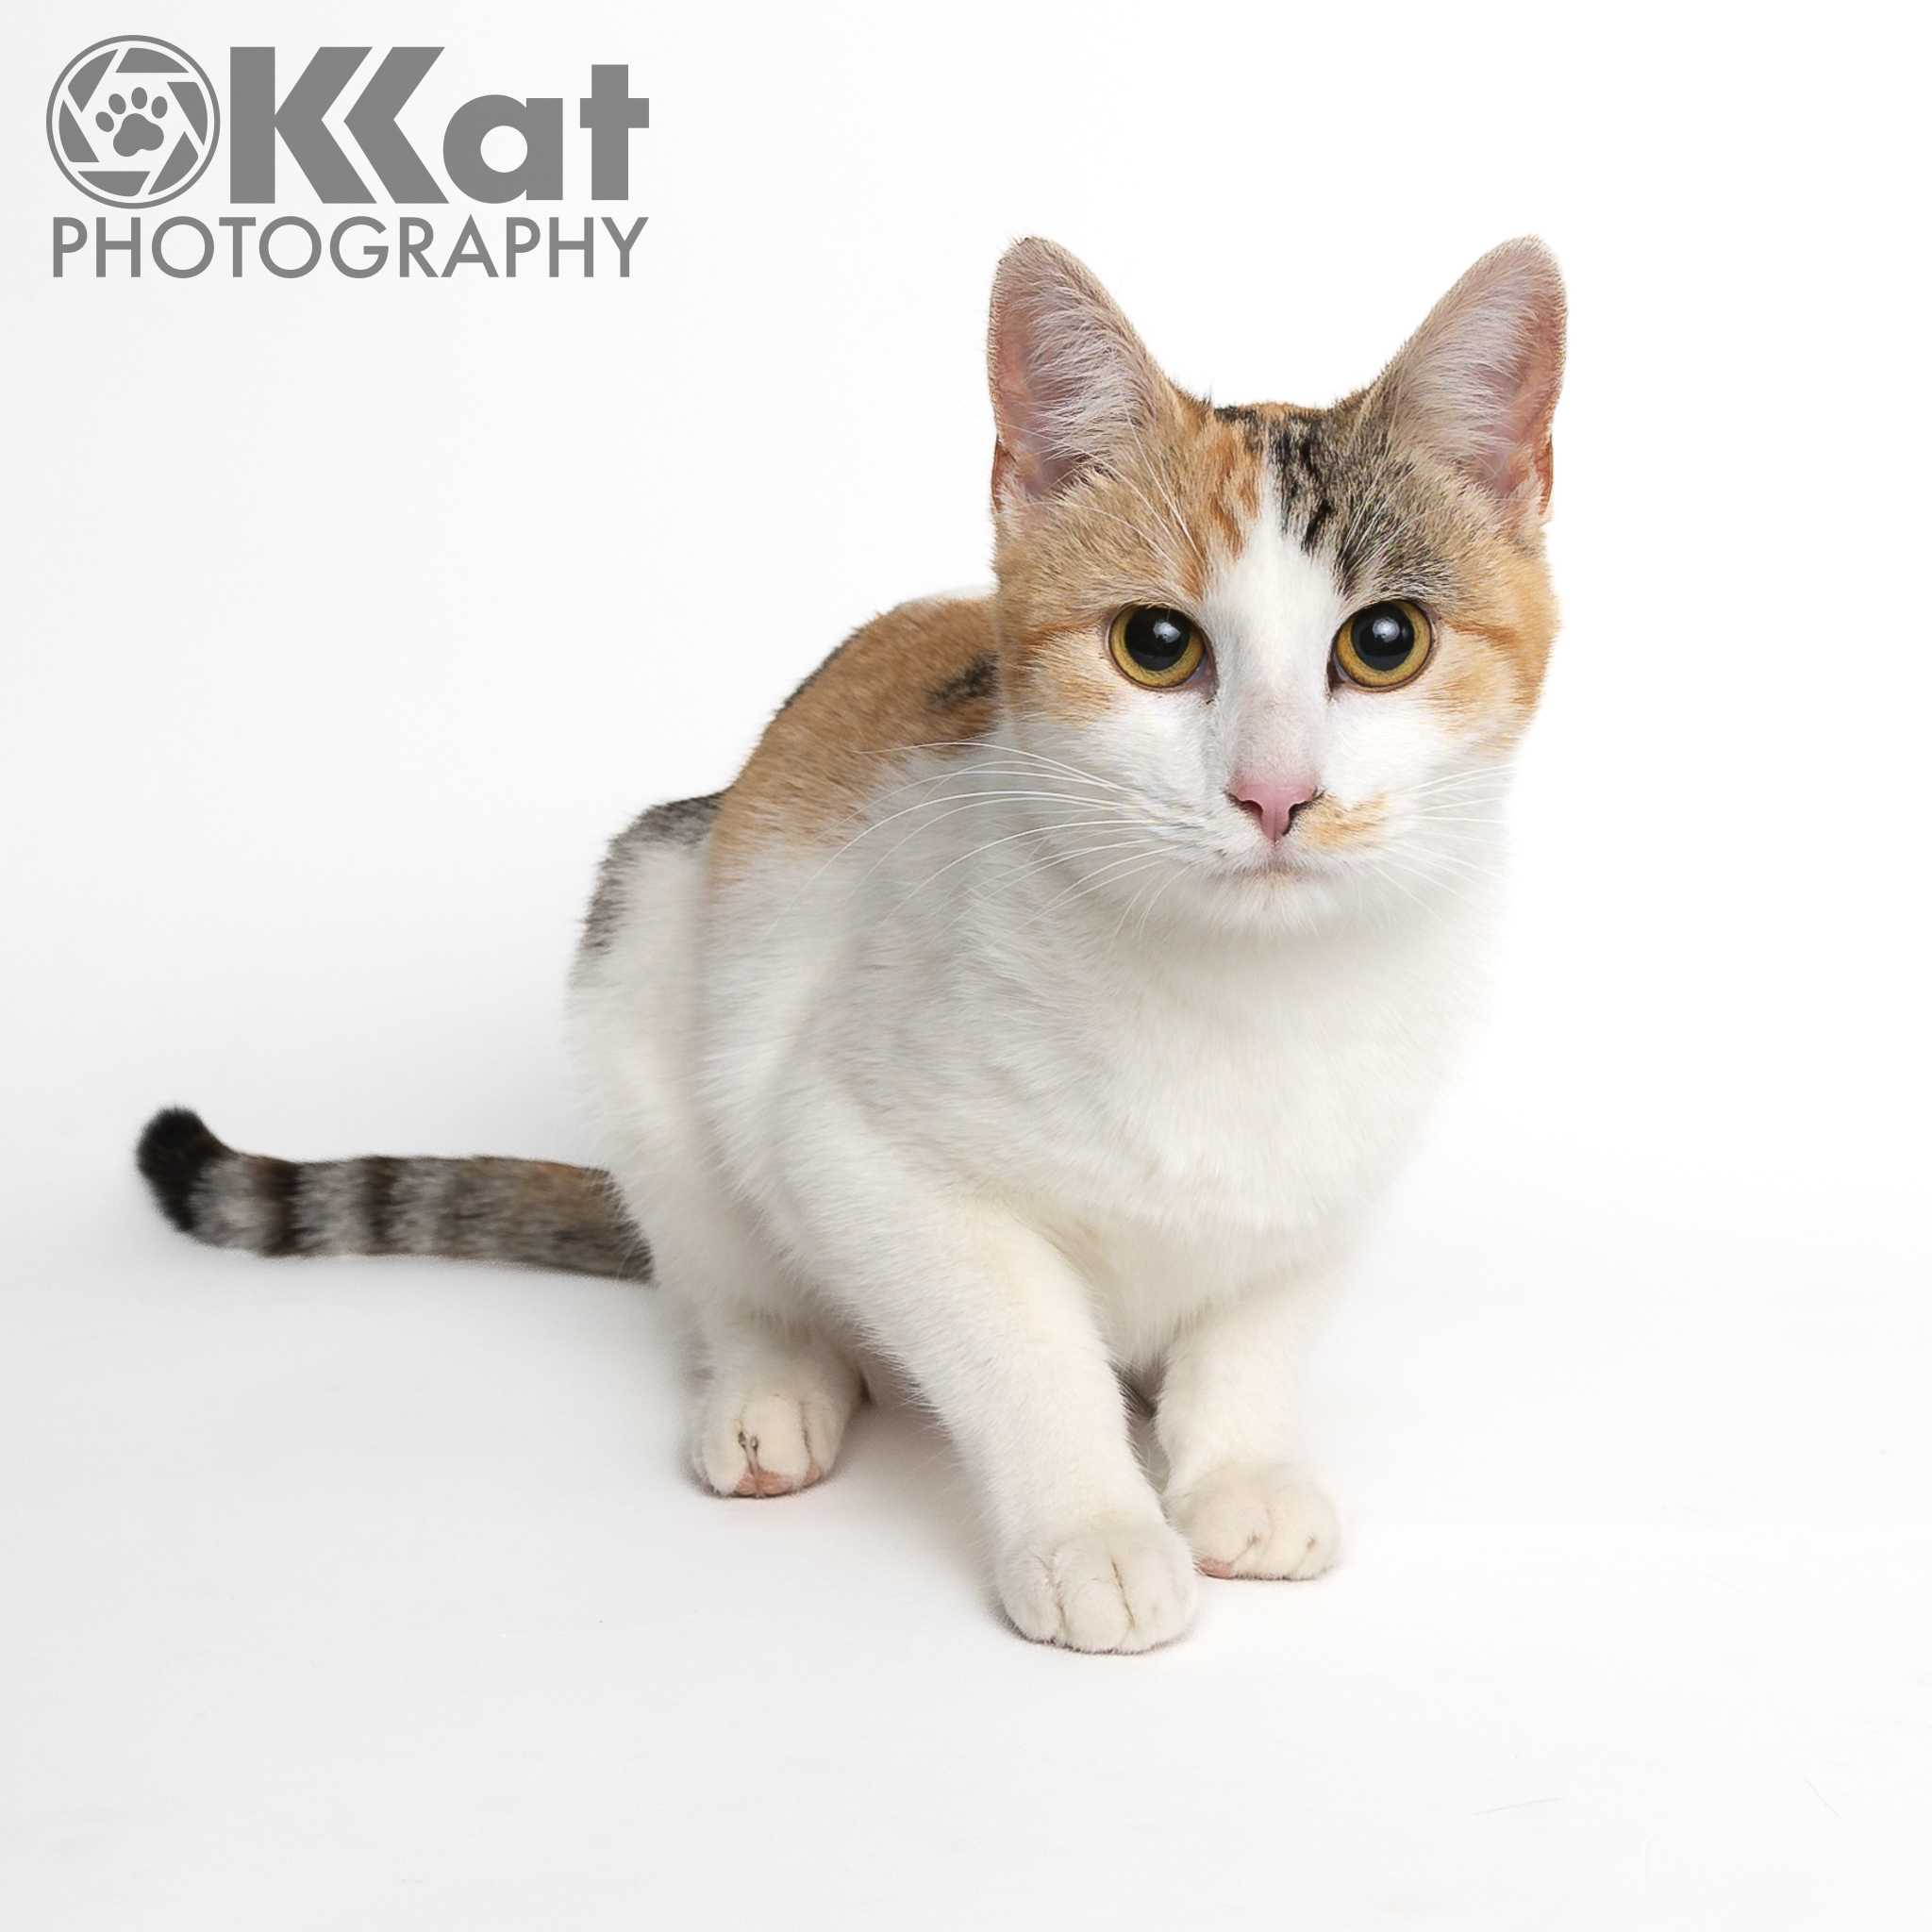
599;1105;863;1498
570;814;861;1499
688;1297;861;1497
602;1132;863;1497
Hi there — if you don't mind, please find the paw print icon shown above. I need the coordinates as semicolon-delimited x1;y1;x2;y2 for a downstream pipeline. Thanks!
47;37;219;208
100;88;169;158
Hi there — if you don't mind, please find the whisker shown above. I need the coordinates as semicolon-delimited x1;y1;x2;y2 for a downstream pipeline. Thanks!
1125;860;1189;942
884;817;1165;921
1049;854;1174;935
998;842;1171;935
873;739;1141;800
755;779;1144;941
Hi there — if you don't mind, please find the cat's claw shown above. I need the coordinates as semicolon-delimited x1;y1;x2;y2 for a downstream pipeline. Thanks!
1169;1463;1341;1580
998;1520;1198;1653
694;1385;850;1498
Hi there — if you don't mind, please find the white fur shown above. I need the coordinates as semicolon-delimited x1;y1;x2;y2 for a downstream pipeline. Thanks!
569;488;1514;1653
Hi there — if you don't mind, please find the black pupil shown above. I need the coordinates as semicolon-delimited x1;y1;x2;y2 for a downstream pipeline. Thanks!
1124;608;1191;671
1354;604;1415;671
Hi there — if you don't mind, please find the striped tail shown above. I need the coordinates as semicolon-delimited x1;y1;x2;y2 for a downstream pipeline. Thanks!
135;1108;651;1283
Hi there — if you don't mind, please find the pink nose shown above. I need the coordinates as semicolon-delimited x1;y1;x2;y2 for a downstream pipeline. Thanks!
1231;778;1317;844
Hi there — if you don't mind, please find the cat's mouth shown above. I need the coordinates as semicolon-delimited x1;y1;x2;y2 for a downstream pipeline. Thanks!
1212;795;1333;877
1214;838;1332;883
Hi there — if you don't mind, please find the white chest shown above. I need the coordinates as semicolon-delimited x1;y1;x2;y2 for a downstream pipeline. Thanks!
739;854;1487;1280
696;791;1498;1360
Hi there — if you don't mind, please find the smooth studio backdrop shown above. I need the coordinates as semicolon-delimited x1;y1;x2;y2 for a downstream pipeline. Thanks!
5;2;1928;1925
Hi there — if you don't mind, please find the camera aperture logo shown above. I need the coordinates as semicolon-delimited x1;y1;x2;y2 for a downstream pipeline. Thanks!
47;39;649;282
48;37;220;207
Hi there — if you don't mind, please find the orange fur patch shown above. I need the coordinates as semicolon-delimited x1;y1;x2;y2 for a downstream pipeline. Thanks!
1422;542;1561;752
1296;795;1391;852
711;597;1000;864
993;397;1261;728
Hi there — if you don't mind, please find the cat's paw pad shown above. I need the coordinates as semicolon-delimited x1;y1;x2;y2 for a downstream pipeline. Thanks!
1169;1463;1341;1580
693;1377;852;1499
997;1521;1198;1653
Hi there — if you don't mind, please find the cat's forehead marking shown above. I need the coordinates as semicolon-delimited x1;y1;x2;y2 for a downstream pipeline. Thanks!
1214;397;1490;607
1213;403;1347;573
1203;456;1345;680
1205;395;1561;759
1214;395;1561;738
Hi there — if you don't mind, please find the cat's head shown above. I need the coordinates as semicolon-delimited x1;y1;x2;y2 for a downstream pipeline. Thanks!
986;238;1564;934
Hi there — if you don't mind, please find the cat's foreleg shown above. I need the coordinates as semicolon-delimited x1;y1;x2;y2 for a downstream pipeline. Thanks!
787;1153;1197;1651
1156;1276;1341;1580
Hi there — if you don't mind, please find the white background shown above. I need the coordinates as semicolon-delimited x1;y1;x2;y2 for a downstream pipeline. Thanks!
5;1;1928;1924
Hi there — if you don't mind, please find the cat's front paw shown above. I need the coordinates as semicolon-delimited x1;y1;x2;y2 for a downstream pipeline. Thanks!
693;1373;856;1498
997;1520;1198;1653
1168;1463;1341;1580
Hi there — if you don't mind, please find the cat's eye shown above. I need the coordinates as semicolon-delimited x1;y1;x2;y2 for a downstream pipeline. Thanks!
1108;607;1207;689
1332;601;1433;690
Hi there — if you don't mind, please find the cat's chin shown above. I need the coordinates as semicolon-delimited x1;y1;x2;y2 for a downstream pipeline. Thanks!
1176;841;1461;939
1112;851;1359;940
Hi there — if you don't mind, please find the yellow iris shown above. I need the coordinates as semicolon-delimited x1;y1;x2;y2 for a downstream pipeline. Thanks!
1332;601;1433;689
1109;607;1207;689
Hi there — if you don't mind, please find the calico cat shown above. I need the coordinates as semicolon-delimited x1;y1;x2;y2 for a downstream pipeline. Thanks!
140;237;1565;1653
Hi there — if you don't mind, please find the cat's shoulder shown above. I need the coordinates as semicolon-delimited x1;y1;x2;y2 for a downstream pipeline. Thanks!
714;593;998;862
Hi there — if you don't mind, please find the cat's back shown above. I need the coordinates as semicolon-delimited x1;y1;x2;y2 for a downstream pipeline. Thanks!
570;593;1001;1114
709;594;1000;872
574;592;994;970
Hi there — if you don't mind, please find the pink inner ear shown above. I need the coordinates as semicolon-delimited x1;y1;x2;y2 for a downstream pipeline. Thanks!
1376;239;1566;525
989;309;1079;499
985;238;1172;511
1481;323;1565;501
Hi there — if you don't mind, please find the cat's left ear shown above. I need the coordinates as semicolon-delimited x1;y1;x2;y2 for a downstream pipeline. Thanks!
1367;238;1567;531
987;238;1177;518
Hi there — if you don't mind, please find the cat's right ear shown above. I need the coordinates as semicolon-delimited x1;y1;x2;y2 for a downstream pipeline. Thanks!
988;239;1175;518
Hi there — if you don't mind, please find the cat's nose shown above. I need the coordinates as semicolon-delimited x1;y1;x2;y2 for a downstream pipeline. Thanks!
1231;778;1317;844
